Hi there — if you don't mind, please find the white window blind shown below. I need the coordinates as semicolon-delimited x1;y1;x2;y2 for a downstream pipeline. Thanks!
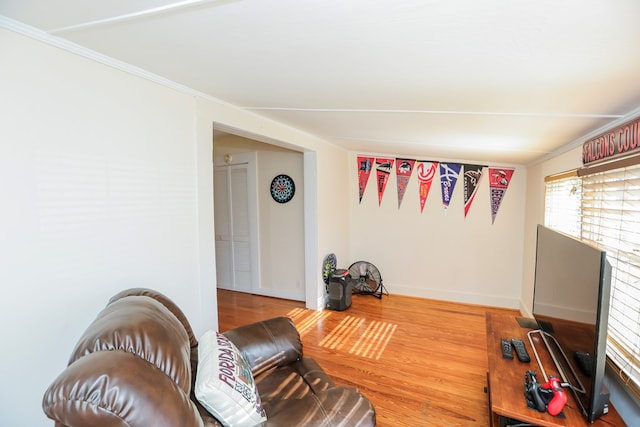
581;165;640;395
544;172;582;238
545;164;640;399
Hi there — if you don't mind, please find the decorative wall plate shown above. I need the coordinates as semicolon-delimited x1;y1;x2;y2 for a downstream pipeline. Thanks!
270;174;295;203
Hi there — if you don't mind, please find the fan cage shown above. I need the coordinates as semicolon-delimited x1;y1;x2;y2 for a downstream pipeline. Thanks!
322;254;388;300
347;261;387;299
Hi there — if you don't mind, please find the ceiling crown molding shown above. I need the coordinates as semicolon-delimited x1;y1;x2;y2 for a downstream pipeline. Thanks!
0;15;204;99
530;104;640;166
48;0;223;35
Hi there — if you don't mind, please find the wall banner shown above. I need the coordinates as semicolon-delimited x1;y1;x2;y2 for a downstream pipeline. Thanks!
488;167;515;224
395;158;416;209
439;163;462;211
416;161;438;213
582;116;640;166
463;164;484;218
357;156;374;203
376;158;394;206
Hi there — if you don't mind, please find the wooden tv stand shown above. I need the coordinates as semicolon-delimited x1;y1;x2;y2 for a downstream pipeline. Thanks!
485;312;625;426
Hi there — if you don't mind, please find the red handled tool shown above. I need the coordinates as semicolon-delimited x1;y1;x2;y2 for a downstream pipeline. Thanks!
541;376;567;416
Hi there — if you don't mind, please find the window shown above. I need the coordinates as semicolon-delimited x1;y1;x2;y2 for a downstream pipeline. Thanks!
545;162;640;399
544;171;582;238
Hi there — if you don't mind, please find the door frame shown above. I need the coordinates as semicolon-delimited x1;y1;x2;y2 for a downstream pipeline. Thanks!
211;124;321;310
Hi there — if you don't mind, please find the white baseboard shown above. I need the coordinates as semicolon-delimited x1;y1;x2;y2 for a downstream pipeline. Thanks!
387;284;521;309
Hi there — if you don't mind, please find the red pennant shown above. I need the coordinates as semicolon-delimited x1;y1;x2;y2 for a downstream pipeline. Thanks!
416;161;438;213
395;158;416;209
357;156;374;203
375;158;394;206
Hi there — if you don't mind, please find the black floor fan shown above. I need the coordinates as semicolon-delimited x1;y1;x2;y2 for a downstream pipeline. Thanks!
347;260;387;299
322;254;388;305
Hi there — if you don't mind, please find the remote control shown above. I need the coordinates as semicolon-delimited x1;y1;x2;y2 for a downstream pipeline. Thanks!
501;338;513;359
511;338;531;362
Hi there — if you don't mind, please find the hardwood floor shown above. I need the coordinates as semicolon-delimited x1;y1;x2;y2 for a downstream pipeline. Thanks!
217;289;518;427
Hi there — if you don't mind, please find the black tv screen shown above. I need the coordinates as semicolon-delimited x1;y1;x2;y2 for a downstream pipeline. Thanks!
532;224;612;422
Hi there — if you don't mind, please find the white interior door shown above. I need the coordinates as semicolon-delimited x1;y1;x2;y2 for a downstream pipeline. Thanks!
214;154;259;293
214;167;233;288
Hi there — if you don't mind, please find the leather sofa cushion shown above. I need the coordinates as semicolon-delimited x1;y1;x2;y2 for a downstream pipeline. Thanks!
262;386;376;426
223;316;376;426
223;317;303;377
256;357;335;410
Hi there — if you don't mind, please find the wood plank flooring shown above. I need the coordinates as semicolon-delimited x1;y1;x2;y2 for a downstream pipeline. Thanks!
217;289;518;427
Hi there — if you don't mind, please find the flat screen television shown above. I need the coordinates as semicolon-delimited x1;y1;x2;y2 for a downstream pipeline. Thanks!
531;224;612;423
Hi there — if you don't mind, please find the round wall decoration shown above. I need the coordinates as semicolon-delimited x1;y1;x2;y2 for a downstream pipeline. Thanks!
270;174;295;203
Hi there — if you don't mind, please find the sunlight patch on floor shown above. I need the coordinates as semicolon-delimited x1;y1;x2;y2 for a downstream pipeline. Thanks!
286;307;331;337
350;321;398;360
285;308;397;359
319;315;365;350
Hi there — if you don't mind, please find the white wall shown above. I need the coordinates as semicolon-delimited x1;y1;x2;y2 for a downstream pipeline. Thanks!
258;150;305;299
294;144;352;308
0;27;204;426
0;22;351;426
349;152;527;308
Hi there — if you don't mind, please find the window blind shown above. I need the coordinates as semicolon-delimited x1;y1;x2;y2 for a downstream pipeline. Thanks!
544;172;581;238
545;165;640;399
581;165;640;396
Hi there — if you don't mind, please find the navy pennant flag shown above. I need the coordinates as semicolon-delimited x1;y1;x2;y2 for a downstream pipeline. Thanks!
439;163;462;211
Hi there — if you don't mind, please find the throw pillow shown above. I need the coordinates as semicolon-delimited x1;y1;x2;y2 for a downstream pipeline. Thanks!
195;330;267;427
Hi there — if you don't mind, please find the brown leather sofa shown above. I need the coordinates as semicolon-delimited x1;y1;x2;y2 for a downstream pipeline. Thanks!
42;288;376;426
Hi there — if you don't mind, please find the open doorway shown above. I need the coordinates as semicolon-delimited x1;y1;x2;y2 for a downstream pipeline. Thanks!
213;129;307;302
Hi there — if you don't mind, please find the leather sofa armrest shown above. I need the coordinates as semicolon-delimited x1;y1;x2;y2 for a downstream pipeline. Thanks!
43;351;204;427
223;316;303;376
261;386;376;427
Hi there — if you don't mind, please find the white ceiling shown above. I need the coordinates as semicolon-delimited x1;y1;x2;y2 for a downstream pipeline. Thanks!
3;0;640;164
